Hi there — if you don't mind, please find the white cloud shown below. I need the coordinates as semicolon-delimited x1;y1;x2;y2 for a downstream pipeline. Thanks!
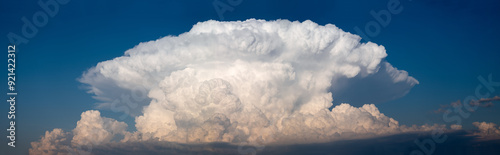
30;110;127;155
33;19;426;154
121;19;419;144
82;19;420;144
72;110;128;146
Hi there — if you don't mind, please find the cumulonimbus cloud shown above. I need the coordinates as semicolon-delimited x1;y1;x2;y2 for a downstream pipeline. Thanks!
32;19;428;154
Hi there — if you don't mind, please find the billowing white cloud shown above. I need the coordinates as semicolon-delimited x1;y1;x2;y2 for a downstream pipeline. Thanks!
72;110;128;145
33;19;426;154
82;19;420;143
79;19;421;144
30;110;127;155
79;19;418;114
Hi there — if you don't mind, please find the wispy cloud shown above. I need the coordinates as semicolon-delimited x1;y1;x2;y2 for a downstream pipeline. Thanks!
435;96;500;113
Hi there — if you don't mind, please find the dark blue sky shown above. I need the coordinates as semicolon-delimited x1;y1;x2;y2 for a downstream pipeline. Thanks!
1;0;500;154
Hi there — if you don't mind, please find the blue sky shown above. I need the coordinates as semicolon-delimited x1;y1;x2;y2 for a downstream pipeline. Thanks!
1;0;500;154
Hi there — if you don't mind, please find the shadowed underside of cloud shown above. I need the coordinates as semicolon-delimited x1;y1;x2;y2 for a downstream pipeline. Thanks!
32;131;500;155
331;62;418;106
32;19;428;154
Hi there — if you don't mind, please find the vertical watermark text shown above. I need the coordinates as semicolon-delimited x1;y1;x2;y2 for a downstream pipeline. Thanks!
7;45;17;147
